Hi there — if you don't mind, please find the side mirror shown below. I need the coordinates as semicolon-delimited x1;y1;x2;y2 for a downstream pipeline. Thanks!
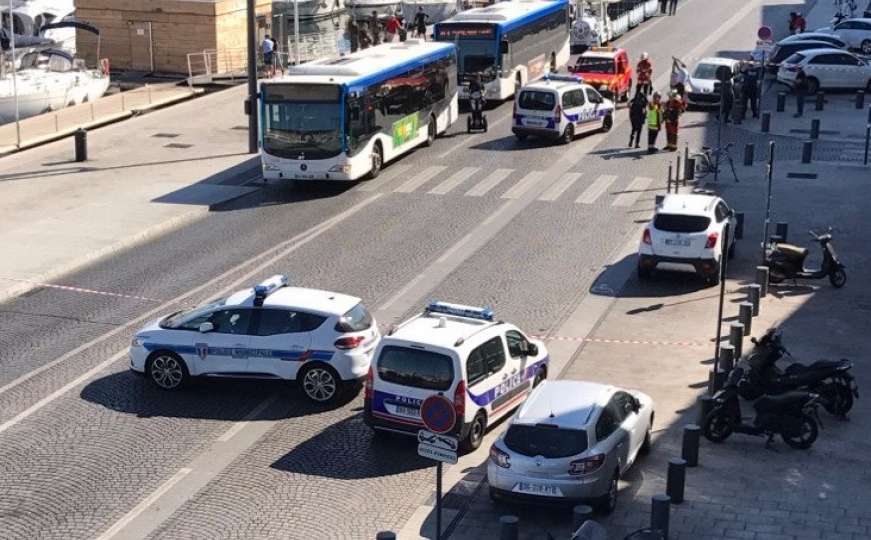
527;343;539;357
199;322;214;333
633;398;641;412
499;40;509;55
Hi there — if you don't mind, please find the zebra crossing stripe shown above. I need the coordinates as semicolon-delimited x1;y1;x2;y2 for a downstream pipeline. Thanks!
501;171;543;200
538;172;582;202
575;174;617;204
464;168;513;197
393;165;447;193
612;176;653;207
429;166;478;195
357;163;411;192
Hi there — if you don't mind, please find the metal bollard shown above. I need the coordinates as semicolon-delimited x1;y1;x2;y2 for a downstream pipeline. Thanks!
698;395;714;424
682;424;701;467
651;494;671;538
74;128;88;162
810;119;820;140
815;91;824;111
708;368;728;394
796;92;805;117
729;323;744;359
686;158;695;181
739;302;753;336
865;124;870;166
500;515;519;540
719;343;735;372
734;212;744;239
748;284;761;316
676;155;682;186
572;505;594;531
776;92;786;112
857;90;865;109
666;459;687;504
802;140;813;163
743;143;754;166
755;266;769;297
775;222;789;243
375;532;396;540
761;111;771;132
668;163;673;193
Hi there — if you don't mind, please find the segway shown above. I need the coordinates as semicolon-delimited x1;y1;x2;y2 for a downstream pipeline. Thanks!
467;89;488;133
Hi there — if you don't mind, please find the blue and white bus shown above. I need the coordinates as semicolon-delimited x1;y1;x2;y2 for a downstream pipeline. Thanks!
434;0;571;100
259;40;458;182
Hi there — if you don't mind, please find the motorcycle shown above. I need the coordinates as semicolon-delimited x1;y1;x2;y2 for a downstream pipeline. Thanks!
766;229;846;288
746;329;858;416
703;360;822;449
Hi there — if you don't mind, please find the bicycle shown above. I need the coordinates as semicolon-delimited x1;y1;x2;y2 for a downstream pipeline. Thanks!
689;142;739;182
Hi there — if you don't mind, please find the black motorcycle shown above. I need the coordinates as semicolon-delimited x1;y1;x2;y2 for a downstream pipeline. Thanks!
747;329;858;416
766;229;846;288
703;361;822;449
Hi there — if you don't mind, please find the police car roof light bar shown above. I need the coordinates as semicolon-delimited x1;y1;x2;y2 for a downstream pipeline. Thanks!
426;301;494;321
543;73;582;84
253;274;289;306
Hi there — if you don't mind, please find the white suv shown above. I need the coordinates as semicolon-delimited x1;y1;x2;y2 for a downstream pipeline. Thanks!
777;49;871;93
637;193;736;285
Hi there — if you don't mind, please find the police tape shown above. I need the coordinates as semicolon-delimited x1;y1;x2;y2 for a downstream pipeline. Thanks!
1;277;163;302
531;335;706;348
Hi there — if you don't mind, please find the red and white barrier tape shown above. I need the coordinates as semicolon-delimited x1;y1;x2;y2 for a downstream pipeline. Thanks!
1;278;163;302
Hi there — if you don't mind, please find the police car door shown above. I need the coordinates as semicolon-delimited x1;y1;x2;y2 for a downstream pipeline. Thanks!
247;308;313;378
196;308;253;376
565;88;590;133
467;336;522;422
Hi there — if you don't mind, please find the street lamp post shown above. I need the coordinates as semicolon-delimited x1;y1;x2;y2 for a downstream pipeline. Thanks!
246;0;258;154
7;0;21;148
293;0;300;65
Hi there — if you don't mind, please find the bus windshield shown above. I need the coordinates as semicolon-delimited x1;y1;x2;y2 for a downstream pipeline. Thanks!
262;84;343;160
437;23;498;76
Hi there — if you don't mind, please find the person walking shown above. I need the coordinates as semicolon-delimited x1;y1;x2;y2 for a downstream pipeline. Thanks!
647;92;663;154
795;12;806;33
629;92;648;149
732;68;746;124
719;78;734;123
370;11;382;45
668;0;678;15
659;0;668;15
663;90;685;151
414;7;429;39
637;52;653;96
741;63;760;118
385;13;401;42
261;34;275;77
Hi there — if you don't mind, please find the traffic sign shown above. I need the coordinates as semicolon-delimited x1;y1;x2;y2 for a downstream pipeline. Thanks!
420;395;456;434
757;25;773;41
418;443;459;465
418;429;459;452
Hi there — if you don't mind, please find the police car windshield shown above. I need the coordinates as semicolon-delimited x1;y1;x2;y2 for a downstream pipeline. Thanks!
518;90;556;111
575;57;614;73
377;346;454;391
161;298;228;329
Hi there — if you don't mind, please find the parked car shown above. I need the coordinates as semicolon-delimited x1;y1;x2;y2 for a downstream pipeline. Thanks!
777;49;871;93
817;18;871;54
778;32;848;49
487;380;654;514
685;57;741;108
766;40;845;71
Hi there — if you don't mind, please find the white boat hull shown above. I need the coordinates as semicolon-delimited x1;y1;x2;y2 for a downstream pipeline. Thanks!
348;0;399;17
0;70;110;124
283;0;347;19
400;0;457;23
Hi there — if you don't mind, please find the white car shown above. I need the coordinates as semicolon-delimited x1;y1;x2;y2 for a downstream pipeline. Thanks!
817;18;871;55
512;74;615;144
777;48;871;93
129;275;379;403
778;32;848;49
685;57;741;108
488;380;654;513
637;193;737;286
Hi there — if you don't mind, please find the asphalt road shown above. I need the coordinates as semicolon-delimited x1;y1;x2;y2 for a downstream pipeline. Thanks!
0;0;805;538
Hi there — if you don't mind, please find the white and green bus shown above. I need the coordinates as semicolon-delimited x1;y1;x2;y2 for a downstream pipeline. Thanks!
259;40;459;182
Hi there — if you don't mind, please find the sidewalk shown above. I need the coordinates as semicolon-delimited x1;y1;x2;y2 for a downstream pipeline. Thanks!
0;84;260;302
402;160;871;539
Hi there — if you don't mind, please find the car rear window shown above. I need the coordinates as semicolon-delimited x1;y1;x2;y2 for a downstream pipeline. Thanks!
334;302;372;332
784;52;805;64
504;424;588;458
518;90;556;111
654;213;711;233
377;346;454;391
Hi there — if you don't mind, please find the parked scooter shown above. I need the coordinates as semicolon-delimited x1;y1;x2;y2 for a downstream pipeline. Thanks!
766;229;846;288
703;360;822;449
746;329;858;416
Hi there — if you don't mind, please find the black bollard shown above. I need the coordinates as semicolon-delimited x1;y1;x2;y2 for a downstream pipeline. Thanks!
734;212;744;239
776;92;786;112
761;111;771;132
708;368;728;394
775;222;789;243
729;323;744;359
802;140;813;163
739;302;753;336
796;92;805;117
686;158;695;181
651;494;671;538
697;395;714;424
756;266;769;297
748;284;761;316
655;194;665;205
375;532;396;540
572;505;593;531
666;459;687;504
682;424;701;467
719;344;735;372
668;163;673;193
857;90;865;109
743;143;754;166
74;128;88;162
810;119;820;140
500;515;519;540
815;91;824;111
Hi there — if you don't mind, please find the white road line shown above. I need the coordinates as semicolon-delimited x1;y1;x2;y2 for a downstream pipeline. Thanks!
464;168;513;197
393;165;447;193
378;273;426;312
94;468;192;540
501;171;543;200
436;112;512;160
428;166;478;195
357;163;411;192
538;172;582;202
217;395;278;442
612;176;653;207
575;175;617;205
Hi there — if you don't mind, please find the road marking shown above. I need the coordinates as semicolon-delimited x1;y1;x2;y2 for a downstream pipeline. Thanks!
217;395;278;442
538;172;582;202
575;175;617;204
501;171;543;200
357;163;411;192
429;166;478;195
393;165;447;193
612;176;653;207
464;168;512;197
436;112;512;160
0;277;163;302
94;467;192;540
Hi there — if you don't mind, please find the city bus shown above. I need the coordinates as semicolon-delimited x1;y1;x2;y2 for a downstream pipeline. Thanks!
259;40;458;182
434;0;570;100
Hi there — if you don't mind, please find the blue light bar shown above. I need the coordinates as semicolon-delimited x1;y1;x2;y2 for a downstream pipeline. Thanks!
544;73;582;84
254;274;289;297
426;301;494;321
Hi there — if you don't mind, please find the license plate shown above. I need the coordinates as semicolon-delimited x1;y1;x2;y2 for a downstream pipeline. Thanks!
665;238;691;246
524;118;547;127
513;482;562;497
393;405;420;418
294;173;315;179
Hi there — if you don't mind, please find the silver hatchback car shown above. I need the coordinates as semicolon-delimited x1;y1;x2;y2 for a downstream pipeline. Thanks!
487;380;654;513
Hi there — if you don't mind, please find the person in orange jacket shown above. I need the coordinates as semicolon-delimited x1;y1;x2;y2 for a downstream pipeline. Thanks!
663;90;686;151
637;52;653;96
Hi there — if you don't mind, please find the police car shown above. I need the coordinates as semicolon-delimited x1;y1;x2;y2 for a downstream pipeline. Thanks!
363;301;549;452
513;74;615;144
129;275;379;403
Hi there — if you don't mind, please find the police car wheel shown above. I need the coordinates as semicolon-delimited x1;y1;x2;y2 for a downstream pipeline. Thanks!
560;124;574;145
300;364;342;403
533;367;545;387
147;352;188;391
462;412;487;452
601;114;613;132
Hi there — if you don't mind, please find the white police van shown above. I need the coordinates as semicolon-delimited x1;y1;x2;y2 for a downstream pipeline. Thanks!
129;275;379;403
364;301;549;451
512;74;614;144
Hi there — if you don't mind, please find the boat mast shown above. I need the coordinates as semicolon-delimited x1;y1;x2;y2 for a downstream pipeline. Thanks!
7;0;20;147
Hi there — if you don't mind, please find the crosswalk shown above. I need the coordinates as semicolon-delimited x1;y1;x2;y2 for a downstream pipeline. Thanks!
356;165;661;207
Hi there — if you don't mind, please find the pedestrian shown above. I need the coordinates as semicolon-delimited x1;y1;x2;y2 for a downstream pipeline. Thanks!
647;92;663;154
348;19;359;52
663;90;685;151
668;0;678;15
659;0;668;15
719;78;734;123
370;11;381;45
398;16;408;42
795;12;806;33
385;13;401;42
637;52;653;96
793;72;808;117
261;34;275;76
732;67;746;124
629;92;648;149
740;63;759;119
414;7;429;39
359;23;373;49
787;11;797;34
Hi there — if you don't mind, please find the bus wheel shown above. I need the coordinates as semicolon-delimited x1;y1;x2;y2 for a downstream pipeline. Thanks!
424;115;437;147
367;143;383;179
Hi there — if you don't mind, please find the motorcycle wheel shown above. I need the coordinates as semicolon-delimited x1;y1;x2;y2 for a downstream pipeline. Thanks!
781;413;818;449
829;268;846;288
824;382;854;416
702;410;734;443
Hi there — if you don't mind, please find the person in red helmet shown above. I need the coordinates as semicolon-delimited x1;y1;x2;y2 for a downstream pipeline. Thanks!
637;52;653;96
